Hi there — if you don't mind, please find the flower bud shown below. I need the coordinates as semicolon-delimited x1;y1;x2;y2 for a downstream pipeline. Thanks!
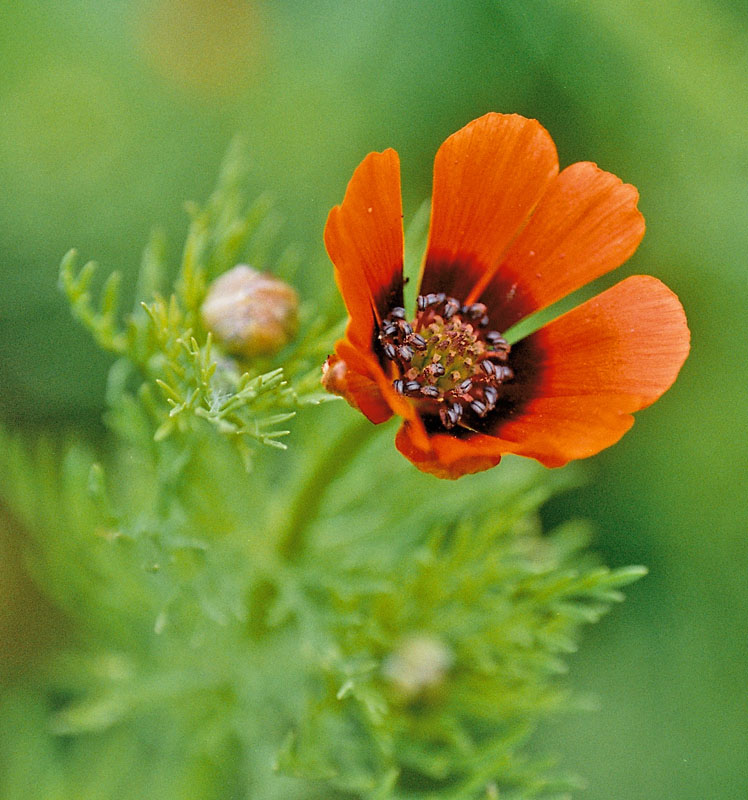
382;634;453;698
201;265;299;358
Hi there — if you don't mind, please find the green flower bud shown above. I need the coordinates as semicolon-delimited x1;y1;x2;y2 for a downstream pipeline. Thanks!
201;265;299;358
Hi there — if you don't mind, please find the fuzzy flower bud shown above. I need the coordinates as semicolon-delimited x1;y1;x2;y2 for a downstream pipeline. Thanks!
382;634;453;698
201;264;299;358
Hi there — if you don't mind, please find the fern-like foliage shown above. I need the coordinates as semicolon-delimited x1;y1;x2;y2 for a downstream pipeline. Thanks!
274;429;645;799
58;140;338;468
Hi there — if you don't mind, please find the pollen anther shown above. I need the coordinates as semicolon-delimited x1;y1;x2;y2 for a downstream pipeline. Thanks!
378;294;514;431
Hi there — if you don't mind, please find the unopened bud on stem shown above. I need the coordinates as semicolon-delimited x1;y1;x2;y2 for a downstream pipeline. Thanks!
201;264;299;358
382;634;453;698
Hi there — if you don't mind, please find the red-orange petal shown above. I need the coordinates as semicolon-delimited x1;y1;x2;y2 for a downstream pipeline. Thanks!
324;149;405;352
332;337;429;437
395;276;689;476
419;113;559;305
322;353;392;424
395;422;503;479
471;161;646;331
487;275;691;467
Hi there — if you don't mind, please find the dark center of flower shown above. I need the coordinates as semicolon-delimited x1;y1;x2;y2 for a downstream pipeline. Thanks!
378;293;513;430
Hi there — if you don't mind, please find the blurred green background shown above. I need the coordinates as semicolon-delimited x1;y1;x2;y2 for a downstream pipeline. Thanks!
1;0;746;797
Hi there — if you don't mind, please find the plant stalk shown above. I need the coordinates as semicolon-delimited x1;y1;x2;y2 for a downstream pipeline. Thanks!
278;416;378;561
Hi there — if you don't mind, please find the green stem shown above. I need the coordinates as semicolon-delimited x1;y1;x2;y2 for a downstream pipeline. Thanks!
278;416;378;561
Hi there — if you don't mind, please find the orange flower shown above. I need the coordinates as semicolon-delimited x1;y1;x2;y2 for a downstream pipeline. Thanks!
323;113;690;479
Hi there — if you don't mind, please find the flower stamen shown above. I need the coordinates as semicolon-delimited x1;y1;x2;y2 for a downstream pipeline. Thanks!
378;294;514;430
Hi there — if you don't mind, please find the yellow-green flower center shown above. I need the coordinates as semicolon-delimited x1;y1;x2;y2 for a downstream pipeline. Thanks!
378;293;514;430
